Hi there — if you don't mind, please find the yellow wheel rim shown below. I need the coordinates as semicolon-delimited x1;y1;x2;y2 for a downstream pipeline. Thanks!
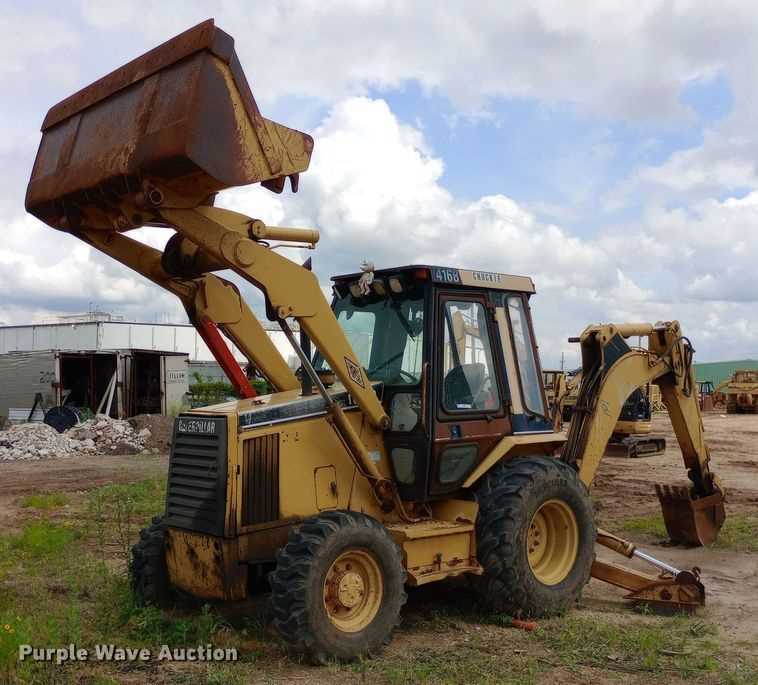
323;549;383;633
527;499;579;586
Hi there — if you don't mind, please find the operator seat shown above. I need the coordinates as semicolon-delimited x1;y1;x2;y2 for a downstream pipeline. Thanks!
444;363;487;410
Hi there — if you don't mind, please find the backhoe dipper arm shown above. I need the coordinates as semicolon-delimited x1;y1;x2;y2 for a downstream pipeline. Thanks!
78;228;299;394
562;321;725;546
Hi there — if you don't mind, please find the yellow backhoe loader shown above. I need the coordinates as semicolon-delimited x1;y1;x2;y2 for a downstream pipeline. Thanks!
26;20;726;664
713;370;758;413
542;369;567;430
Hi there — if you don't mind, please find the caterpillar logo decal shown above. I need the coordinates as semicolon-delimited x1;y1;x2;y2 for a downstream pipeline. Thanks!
344;357;365;388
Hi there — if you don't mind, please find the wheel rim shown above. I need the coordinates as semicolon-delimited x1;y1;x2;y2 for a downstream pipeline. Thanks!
323;549;383;633
527;499;579;586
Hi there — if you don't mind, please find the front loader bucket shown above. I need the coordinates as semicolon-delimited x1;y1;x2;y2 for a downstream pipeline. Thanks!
655;485;726;546
26;19;313;232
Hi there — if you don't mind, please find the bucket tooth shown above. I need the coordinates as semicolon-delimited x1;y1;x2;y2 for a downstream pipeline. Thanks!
656;483;725;547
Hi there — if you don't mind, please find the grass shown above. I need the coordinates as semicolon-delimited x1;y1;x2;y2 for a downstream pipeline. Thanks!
0;520;79;580
536;614;758;684
621;512;669;538
363;643;539;685
713;513;758;552
621;511;758;552
86;477;166;518
20;492;69;510
537;614;719;676
0;475;243;684
3;468;758;684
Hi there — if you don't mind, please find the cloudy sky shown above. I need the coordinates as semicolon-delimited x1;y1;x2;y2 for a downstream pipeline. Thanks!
3;1;758;367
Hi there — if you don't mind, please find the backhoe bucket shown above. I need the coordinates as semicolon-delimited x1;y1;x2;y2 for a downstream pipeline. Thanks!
655;485;726;546
26;19;313;232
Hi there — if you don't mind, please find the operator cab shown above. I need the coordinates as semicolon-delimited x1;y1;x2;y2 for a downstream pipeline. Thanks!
319;265;552;501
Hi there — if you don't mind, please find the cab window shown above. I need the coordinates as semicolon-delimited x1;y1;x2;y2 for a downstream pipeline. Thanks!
506;295;546;416
317;289;425;385
441;300;501;412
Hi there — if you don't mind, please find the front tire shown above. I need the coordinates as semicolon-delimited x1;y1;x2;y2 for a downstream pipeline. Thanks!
130;515;172;607
475;457;595;617
270;511;406;664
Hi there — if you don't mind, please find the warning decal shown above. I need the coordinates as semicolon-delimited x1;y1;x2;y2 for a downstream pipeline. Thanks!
345;357;365;388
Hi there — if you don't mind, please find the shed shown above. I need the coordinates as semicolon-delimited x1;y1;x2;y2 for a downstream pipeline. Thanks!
0;349;189;422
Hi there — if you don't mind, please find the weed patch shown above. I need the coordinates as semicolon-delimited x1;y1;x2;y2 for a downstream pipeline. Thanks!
537;614;725;678
621;513;668;539
20;492;69;510
85;477;165;566
5;520;78;560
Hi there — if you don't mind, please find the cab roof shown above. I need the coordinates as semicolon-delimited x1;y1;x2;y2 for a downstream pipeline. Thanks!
332;264;535;294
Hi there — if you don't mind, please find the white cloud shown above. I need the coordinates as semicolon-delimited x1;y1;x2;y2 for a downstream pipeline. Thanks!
218;97;758;366
63;1;758;122
3;4;758;366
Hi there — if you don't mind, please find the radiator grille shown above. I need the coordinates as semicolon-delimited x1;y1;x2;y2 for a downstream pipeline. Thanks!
241;433;280;526
164;416;228;535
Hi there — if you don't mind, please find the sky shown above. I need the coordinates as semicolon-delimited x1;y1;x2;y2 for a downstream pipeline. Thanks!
2;1;758;369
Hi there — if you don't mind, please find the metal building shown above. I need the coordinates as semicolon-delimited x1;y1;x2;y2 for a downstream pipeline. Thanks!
0;349;189;422
0;319;298;422
0;319;296;366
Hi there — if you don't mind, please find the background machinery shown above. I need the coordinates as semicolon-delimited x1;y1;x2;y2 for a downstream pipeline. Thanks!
542;369;567;429
559;372;666;458
26;20;726;663
713;370;758;413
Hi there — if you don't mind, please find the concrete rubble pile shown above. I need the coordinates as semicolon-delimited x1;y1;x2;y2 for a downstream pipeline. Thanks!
0;415;151;462
68;416;150;454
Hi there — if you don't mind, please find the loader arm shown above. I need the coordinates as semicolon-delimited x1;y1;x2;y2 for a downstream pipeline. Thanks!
78;228;299;394
562;321;725;545
24;18;394;507
156;204;390;432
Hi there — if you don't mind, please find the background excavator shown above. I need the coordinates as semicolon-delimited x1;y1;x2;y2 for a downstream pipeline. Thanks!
556;372;666;458
26;20;726;664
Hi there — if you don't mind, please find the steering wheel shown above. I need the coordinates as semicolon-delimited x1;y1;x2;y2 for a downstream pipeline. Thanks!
472;377;493;409
367;358;417;385
391;369;418;384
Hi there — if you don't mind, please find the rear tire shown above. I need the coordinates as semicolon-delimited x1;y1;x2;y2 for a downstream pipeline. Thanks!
130;515;172;607
270;511;406;664
475;456;595;617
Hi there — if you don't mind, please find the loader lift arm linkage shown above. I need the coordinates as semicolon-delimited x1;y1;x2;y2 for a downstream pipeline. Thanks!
81;201;395;506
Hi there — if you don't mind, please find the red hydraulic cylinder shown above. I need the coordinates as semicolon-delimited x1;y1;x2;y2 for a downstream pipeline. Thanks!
195;317;257;399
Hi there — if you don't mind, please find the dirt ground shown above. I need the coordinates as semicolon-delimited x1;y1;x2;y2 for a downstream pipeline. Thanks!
1;411;756;684
590;411;758;648
0;452;168;535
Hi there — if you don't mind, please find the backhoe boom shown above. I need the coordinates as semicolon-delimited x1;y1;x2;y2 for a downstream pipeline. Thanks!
562;321;725;545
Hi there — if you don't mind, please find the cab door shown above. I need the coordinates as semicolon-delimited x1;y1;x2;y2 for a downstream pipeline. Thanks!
428;291;511;496
492;292;552;434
